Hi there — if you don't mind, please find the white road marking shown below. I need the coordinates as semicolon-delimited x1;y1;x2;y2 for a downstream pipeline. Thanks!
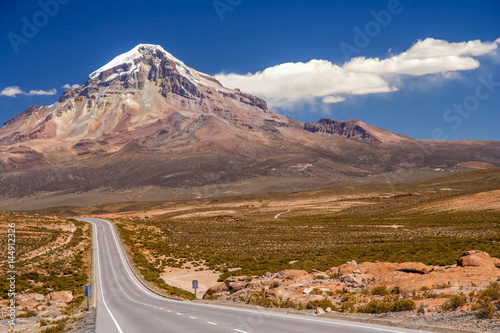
189;316;198;319
96;218;175;302
234;329;250;333
81;218;418;333
176;298;413;333
91;221;124;333
207;321;220;326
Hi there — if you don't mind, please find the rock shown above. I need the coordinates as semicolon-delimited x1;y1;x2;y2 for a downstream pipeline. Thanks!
338;265;357;275
54;301;68;308
16;294;30;303
340;274;356;284
312;272;329;279
304;119;378;143
303;287;314;295
204;282;228;298
49;291;73;303
316;307;325;315
325;307;332;313
326;267;339;276
347;260;357;266
340;274;369;286
268;288;287;299
458;250;498;268
276;270;309;280
224;276;248;292
204;251;500;311
398;262;434;274
226;281;247;292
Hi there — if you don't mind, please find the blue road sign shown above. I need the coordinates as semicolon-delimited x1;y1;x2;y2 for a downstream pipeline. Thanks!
192;280;198;289
84;285;92;297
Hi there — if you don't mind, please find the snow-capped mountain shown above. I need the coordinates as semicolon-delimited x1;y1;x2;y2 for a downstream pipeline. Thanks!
0;44;498;207
0;44;287;145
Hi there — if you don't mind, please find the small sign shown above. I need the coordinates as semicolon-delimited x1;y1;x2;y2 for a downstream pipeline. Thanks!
84;285;92;297
192;280;198;290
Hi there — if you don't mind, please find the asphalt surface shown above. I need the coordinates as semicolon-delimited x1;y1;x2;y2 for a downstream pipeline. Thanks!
77;217;431;333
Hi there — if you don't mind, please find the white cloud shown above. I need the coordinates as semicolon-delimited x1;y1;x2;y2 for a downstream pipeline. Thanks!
343;38;498;75
216;60;396;109
0;86;25;97
343;55;480;76
62;83;81;89
0;86;57;97
28;88;57;96
323;96;346;104
215;38;499;109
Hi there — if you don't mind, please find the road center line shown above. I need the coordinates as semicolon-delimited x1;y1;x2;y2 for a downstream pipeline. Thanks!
84;219;418;333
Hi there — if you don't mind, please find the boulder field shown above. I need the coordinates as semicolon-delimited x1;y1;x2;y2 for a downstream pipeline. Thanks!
204;250;500;311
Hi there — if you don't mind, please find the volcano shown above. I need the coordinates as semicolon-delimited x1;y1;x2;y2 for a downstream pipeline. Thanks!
0;44;499;208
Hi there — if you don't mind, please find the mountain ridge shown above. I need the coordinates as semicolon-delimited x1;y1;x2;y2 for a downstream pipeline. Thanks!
0;43;499;206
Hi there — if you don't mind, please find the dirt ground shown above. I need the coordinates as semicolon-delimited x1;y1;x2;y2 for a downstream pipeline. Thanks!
415;189;500;212
161;266;220;298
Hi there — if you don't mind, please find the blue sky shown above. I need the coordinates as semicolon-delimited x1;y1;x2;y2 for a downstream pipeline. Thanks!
0;0;499;140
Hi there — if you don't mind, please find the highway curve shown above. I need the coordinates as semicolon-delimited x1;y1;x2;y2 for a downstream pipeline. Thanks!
77;218;431;333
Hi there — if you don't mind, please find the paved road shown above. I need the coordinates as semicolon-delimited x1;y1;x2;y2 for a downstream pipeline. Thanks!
77;217;430;333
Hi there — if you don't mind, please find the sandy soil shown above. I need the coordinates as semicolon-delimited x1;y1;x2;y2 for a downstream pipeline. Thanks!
161;267;221;298
415;189;500;213
172;210;236;219
93;195;374;221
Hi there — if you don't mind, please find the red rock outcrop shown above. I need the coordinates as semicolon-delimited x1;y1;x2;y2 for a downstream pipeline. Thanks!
205;251;500;310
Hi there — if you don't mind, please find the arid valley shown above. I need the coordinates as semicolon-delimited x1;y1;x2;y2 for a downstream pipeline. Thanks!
1;3;500;332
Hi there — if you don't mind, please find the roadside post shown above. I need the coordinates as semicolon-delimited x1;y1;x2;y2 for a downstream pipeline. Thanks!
84;285;92;311
192;280;198;300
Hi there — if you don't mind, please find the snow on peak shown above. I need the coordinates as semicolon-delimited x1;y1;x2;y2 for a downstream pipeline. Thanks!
89;44;177;79
88;44;208;86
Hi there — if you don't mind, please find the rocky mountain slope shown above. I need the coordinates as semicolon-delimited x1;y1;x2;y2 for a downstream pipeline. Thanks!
303;118;411;143
0;44;499;206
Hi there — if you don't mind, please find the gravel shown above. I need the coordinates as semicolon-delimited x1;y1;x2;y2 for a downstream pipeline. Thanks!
67;308;96;333
324;310;500;333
